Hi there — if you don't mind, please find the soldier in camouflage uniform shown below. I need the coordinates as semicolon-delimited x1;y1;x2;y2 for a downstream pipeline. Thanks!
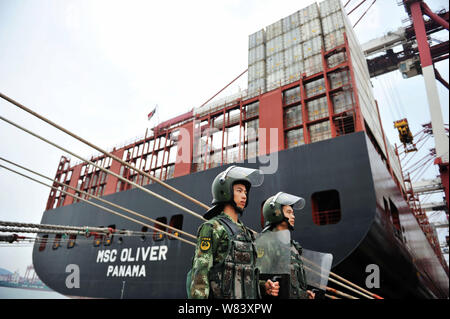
188;166;279;299
261;192;315;299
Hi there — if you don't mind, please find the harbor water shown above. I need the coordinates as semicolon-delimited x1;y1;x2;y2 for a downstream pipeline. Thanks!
0;286;69;299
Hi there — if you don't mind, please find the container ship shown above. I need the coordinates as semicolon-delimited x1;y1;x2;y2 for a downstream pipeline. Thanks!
30;0;449;298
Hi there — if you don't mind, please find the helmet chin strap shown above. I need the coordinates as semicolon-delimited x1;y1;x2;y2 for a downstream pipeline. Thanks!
266;218;293;231
231;200;244;215
283;217;294;231
277;218;294;231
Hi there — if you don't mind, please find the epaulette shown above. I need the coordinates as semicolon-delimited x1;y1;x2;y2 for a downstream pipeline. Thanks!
196;219;216;237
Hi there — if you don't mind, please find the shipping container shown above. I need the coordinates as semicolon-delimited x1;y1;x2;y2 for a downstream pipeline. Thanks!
284;104;303;128
305;77;326;97
284;62;304;83
332;89;354;114
303;53;323;76
248;78;266;96
327;51;347;68
303;35;324;58
307;97;328;121
266;35;284;56
283;27;302;49
319;0;343;16
266;51;285;73
324;28;346;51
248;29;265;49
283;86;302;105
282;11;302;31
321;11;345;35
301;18;323;41
328;69;350;89
266;19;283;40
248;44;266;66
299;3;320;25
284;45;303;65
248;60;266;82
310;120;331;142
285;128;305;148
267;69;285;91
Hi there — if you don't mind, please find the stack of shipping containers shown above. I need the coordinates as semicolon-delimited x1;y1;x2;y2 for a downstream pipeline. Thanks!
198;0;403;187
265;20;285;91
248;30;266;97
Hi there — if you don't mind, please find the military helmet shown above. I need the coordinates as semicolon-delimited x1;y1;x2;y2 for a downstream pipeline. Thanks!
204;166;264;219
262;192;305;232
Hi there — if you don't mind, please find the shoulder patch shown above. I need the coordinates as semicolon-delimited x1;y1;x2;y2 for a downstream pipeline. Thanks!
200;237;211;251
257;247;265;258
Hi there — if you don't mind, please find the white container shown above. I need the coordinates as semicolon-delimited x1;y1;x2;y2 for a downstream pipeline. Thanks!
286;128;304;148
266;19;283;40
305;78;326;97
249;29;265;49
303;54;323;77
284;45;303;65
310;120;331;142
328;69;350;89
267;69;285;90
284;62;304;83
301;18;322;41
283;27;302;49
299;3;320;25
324;29;345;51
314;101;320;120
327;51;347;68
282;11;301;31
307;100;316;120
319;0;343;18
284;86;302;105
318;97;329;118
321;11;345;35
248;60;266;82
284;105;302;127
332;89;354;114
248;78;266;95
266;51;285;73
248;44;266;65
266;34;284;56
302;36;323;58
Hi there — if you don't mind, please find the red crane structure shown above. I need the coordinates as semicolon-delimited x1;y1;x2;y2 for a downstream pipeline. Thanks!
400;1;449;215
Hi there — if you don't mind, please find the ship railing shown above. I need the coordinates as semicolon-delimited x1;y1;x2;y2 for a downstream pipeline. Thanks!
194;89;249;118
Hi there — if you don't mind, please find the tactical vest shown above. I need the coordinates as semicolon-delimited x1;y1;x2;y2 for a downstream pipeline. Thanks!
208;216;259;299
290;241;309;299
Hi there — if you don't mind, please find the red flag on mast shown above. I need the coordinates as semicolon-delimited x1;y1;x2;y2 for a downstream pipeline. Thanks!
147;106;156;121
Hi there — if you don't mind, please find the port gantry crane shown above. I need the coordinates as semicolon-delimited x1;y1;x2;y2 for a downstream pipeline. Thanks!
359;0;449;214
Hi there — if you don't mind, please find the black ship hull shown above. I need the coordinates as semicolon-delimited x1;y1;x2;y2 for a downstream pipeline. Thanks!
32;132;449;298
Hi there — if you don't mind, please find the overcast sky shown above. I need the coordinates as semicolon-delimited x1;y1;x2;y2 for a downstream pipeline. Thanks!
0;0;448;276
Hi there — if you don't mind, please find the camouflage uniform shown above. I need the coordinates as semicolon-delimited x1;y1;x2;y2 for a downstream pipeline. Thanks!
189;212;259;299
290;240;309;299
